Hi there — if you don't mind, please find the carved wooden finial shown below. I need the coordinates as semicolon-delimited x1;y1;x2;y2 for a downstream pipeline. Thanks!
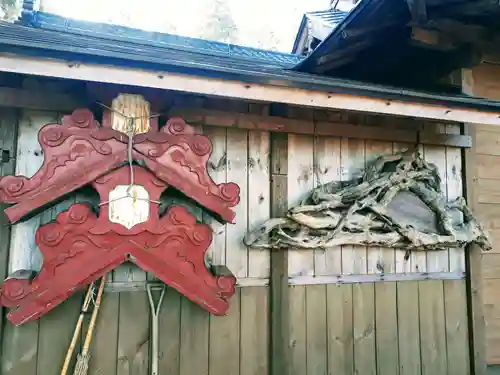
110;94;152;135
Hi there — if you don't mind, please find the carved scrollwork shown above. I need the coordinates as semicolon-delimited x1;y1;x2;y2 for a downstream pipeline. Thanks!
0;109;240;225
0;202;236;326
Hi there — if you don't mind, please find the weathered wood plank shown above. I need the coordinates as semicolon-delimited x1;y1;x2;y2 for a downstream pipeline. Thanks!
225;128;249;278
446;124;466;272
423;123;449;273
203;125;227;268
410;143;427;273
326;284;354;375
397;281;421;375
1;321;39;375
170;108;473;147
484;279;500;364
116;292;150;375
0;87;86;111
36;293;82;375
289;285;307;375
86;292;120;375
8;110;60;273
306;285;328;375
247;130;270;278
3;110;58;375
375;281;399;375
288;134;314;277
269;132;290;375
209;290;241;375
444;279;470;375
365;139;394;274
419;280;448;375
0;108;18;364
353;283;376;375
393;142;413;273
341;138;366;275
240;286;269;375
461;64;487;372
158;287;181;375
313;135;342;276
179;300;210;375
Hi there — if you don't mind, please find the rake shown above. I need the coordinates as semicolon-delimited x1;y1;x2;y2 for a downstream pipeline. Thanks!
73;275;107;375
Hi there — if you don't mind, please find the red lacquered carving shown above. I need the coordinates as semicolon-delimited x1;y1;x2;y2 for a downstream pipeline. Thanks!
0;166;237;326
0;109;240;224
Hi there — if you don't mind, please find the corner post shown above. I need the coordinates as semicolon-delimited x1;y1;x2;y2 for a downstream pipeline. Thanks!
269;131;290;375
462;68;486;375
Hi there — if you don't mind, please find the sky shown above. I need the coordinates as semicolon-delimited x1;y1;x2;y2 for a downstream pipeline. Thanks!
40;0;337;53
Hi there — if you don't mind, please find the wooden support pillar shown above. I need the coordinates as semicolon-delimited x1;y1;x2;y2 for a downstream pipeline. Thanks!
462;68;486;375
0;109;19;362
269;132;290;375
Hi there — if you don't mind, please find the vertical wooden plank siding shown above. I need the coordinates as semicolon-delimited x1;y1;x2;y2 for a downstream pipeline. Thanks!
326;284;354;375
462;67;487;374
353;283;376;375
444;279;470;375
203;125;228;267
419;280;448;375
2;110;59;375
423;123;449;273
269;132;290;375
305;285;328;375
289;285;307;375
397;281;422;375
313;135;342;276
365;140;395;274
341;138;366;275
375;282;399;375
287;134;314;277
247;130;271;279
393;141;414;274
0;108;18;368
226;128;249;278
209;290;241;375
240;286;269;375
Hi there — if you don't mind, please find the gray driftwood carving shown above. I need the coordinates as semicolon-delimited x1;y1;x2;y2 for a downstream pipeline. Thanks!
244;149;492;252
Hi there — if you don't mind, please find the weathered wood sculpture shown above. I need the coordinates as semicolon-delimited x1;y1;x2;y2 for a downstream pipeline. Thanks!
244;149;492;252
0;95;239;326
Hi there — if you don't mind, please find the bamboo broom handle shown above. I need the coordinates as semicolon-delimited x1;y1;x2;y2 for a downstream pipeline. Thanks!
81;275;106;356
60;283;95;375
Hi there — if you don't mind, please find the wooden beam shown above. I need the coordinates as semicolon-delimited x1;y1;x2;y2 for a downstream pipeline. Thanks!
1;54;500;126
462;68;487;375
170;107;473;148
0;86;86;111
269;132;290;375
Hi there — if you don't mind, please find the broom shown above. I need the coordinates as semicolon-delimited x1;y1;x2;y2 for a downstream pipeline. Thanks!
73;275;107;375
60;282;96;375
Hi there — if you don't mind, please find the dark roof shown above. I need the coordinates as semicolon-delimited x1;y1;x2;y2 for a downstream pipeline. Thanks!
20;11;305;69
0;6;499;114
293;0;500;90
292;9;349;54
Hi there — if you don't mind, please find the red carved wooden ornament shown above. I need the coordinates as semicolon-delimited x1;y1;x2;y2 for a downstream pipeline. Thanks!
0;108;239;326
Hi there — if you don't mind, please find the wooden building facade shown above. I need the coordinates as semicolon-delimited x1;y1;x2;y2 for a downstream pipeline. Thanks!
0;75;490;375
1;2;500;375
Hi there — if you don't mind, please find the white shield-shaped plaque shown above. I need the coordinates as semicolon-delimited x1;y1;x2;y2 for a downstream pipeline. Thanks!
109;185;150;229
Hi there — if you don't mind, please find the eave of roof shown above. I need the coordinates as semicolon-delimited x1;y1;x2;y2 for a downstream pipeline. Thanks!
291;9;349;55
0;10;499;118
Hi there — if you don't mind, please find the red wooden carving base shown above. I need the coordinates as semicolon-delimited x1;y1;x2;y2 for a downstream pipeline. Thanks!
0;109;239;223
0;166;237;326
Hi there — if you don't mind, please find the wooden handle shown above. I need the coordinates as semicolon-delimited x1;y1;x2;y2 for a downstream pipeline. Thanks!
60;283;95;375
81;275;106;355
